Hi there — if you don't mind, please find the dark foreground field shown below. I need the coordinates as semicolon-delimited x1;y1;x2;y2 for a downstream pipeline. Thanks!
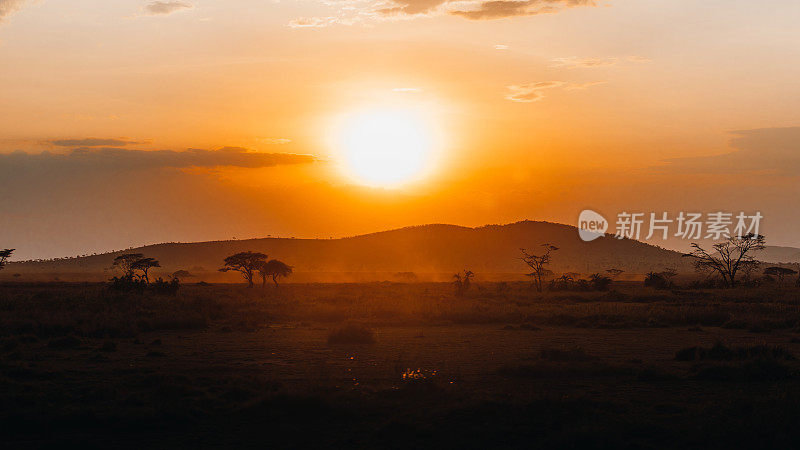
3;282;800;449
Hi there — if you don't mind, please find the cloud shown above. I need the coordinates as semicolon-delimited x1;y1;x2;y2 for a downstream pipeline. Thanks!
290;0;594;27
551;55;652;68
563;81;606;90
627;55;652;63
143;1;193;16
0;0;25;22
551;57;618;68
494;44;509;50
659;127;800;176
0;147;316;175
505;80;603;102
505;81;564;102
392;87;422;92
258;138;292;145
49;138;141;148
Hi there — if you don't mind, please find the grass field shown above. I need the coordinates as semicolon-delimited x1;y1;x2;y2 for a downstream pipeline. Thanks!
3;281;800;448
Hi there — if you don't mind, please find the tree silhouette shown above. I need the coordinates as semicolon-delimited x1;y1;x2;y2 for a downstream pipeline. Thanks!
0;249;14;271
256;259;293;287
764;266;798;287
684;234;765;288
112;253;160;283
171;270;193;281
112;253;144;278
606;268;624;280
219;252;268;288
452;273;463;296
132;257;160;283
520;244;559;292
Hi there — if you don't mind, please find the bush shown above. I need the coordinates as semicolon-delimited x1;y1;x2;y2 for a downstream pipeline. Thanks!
644;272;672;290
151;277;181;296
108;275;147;292
327;322;376;345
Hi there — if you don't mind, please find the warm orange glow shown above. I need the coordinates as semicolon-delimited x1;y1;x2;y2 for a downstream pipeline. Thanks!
333;108;439;187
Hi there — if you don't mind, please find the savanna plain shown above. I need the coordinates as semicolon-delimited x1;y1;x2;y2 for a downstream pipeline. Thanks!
4;281;800;448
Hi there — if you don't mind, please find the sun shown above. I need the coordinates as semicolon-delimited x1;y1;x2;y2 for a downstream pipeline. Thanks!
335;108;437;187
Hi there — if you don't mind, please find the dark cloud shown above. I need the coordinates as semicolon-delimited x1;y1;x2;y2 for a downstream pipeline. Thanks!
0;0;25;22
660;127;800;176
0;147;316;174
143;1;193;16
49;138;140;148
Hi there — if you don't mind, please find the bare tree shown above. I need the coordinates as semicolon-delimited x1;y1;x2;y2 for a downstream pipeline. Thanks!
220;252;268;288
0;249;14;271
256;259;293;287
684;234;765;288
520;244;559;292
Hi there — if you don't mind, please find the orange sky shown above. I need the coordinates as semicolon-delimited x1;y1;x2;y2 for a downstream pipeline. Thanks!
1;0;799;259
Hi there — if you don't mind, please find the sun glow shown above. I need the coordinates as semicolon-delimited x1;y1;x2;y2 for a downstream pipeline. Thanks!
335;108;438;187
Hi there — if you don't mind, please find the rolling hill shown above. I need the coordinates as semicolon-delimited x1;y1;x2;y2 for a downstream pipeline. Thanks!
3;221;695;282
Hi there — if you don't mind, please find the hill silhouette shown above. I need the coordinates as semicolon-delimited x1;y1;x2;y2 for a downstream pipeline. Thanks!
4;221;694;282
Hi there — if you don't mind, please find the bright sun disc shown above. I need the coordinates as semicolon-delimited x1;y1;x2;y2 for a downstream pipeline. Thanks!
336;108;435;187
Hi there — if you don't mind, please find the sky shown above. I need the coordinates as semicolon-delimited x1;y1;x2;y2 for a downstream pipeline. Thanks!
1;0;799;260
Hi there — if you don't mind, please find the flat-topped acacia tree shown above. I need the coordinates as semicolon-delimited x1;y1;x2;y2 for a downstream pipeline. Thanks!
256;259;293;287
219;252;268;288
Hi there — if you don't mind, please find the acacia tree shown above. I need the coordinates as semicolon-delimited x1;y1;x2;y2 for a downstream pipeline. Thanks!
220;252;268;288
132;257;160;283
520;244;559;292
0;249;14;271
684;233;766;288
256;259;293;287
112;253;144;278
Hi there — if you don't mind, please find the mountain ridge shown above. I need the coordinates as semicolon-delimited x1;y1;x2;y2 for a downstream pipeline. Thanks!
2;220;698;282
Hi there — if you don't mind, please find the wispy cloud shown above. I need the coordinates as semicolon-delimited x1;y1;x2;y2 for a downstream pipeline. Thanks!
563;81;606;90
143;1;193;16
258;138;292;145
505;80;603;102
0;0;25;23
290;0;595;28
505;81;565;102
551;57;618;68
551;55;652;68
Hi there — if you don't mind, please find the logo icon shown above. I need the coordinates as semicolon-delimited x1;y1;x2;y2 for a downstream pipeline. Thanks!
578;209;608;242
